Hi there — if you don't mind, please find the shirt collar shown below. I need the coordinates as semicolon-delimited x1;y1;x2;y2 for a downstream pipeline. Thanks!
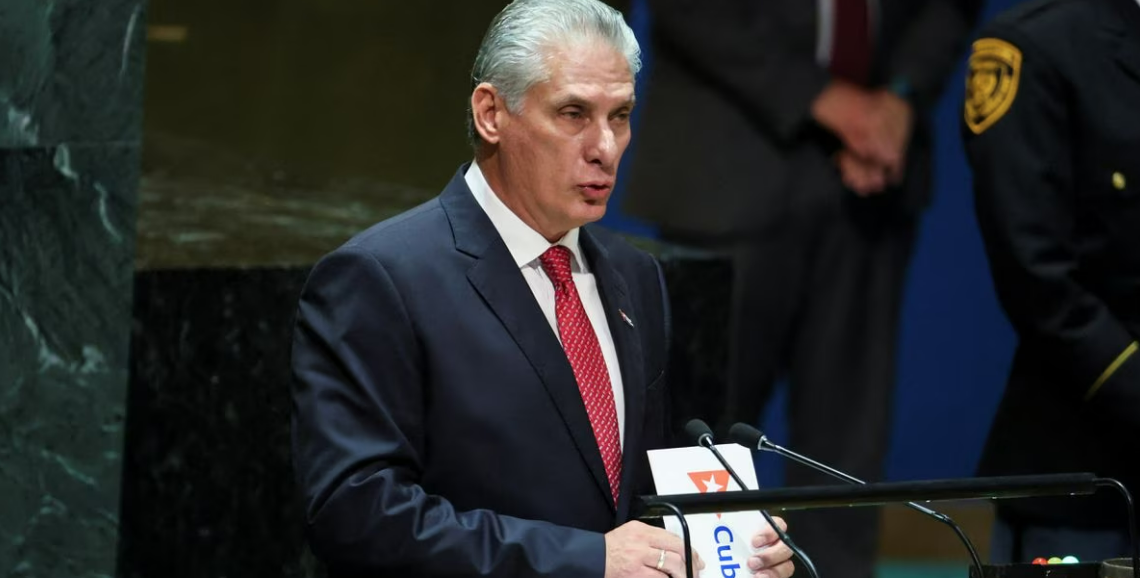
465;161;588;273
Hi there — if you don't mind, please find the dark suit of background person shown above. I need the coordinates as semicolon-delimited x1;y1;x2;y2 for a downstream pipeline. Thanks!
290;165;671;577
963;0;1140;561
621;1;979;577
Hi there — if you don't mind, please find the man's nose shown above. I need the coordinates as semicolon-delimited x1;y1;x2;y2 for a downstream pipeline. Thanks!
585;121;619;167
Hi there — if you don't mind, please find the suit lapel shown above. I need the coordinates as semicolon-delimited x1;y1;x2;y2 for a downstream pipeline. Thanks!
580;227;646;522
440;168;615;512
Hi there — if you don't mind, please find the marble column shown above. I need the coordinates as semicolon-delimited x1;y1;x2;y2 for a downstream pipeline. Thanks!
0;0;147;576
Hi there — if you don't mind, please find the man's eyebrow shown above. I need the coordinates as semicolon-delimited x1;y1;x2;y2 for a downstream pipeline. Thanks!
553;95;591;108
603;99;636;117
550;95;636;112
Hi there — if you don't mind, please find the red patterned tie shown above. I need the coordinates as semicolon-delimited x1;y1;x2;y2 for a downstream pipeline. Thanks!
539;246;623;506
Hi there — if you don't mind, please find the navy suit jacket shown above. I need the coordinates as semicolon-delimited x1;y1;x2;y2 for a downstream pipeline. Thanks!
291;165;672;577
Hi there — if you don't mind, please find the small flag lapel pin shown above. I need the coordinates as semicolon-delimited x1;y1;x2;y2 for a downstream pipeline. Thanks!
619;309;634;328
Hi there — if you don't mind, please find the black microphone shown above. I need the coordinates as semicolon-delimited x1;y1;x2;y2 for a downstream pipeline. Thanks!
683;419;715;448
684;419;821;578
727;423;984;575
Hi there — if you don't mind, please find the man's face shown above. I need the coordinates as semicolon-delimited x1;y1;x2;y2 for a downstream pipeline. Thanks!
494;41;635;240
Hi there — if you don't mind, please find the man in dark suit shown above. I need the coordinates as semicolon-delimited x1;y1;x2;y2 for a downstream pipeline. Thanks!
963;0;1140;561
621;2;979;577
290;1;797;576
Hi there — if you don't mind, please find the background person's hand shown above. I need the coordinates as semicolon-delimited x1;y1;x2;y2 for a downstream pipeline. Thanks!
813;81;914;182
836;149;890;196
871;89;915;184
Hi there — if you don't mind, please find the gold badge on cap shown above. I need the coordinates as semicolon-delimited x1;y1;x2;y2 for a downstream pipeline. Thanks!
965;38;1022;135
1113;172;1126;190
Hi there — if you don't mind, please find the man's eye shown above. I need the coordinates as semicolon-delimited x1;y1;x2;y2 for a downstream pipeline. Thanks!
561;109;584;119
613;112;631;123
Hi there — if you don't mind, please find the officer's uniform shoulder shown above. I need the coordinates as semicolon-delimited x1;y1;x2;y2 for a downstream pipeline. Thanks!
964;0;1097;136
980;0;1095;46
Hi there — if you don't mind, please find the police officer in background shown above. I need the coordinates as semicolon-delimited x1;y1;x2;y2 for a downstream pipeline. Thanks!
963;0;1140;562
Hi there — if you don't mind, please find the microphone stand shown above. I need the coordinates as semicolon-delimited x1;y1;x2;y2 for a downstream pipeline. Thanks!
640;473;1138;578
654;501;696;578
1094;478;1139;578
755;433;984;576
698;439;821;578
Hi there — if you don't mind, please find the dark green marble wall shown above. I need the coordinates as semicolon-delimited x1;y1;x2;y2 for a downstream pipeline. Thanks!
136;1;632;269
138;0;509;269
0;0;147;575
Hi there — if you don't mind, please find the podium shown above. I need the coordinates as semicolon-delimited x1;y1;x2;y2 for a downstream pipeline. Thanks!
636;473;1137;578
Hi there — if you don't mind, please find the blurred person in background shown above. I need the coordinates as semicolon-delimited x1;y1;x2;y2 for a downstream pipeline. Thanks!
623;1;980;577
963;0;1140;562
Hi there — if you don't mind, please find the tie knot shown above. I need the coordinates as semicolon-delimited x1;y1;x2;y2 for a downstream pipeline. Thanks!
539;245;574;287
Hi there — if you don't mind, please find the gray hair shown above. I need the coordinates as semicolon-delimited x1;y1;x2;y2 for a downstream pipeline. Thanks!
467;0;641;146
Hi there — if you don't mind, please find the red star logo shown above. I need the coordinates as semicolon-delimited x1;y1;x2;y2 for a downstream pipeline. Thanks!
688;470;731;518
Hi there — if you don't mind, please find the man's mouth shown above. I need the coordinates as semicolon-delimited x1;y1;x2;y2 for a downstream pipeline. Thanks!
579;182;613;196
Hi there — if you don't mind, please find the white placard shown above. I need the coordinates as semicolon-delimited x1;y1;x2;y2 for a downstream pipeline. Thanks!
647;445;771;578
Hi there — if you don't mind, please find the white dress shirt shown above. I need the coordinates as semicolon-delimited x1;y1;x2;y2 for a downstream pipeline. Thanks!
465;162;626;446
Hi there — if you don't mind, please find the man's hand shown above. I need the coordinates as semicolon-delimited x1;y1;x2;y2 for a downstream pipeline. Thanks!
748;516;796;578
836;150;890;197
811;81;885;162
872;89;914;184
605;521;706;578
812;81;914;181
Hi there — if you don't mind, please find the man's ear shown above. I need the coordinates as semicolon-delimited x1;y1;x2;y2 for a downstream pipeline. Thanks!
471;83;506;145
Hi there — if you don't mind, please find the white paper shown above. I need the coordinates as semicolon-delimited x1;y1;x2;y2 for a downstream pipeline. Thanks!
647;444;772;578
